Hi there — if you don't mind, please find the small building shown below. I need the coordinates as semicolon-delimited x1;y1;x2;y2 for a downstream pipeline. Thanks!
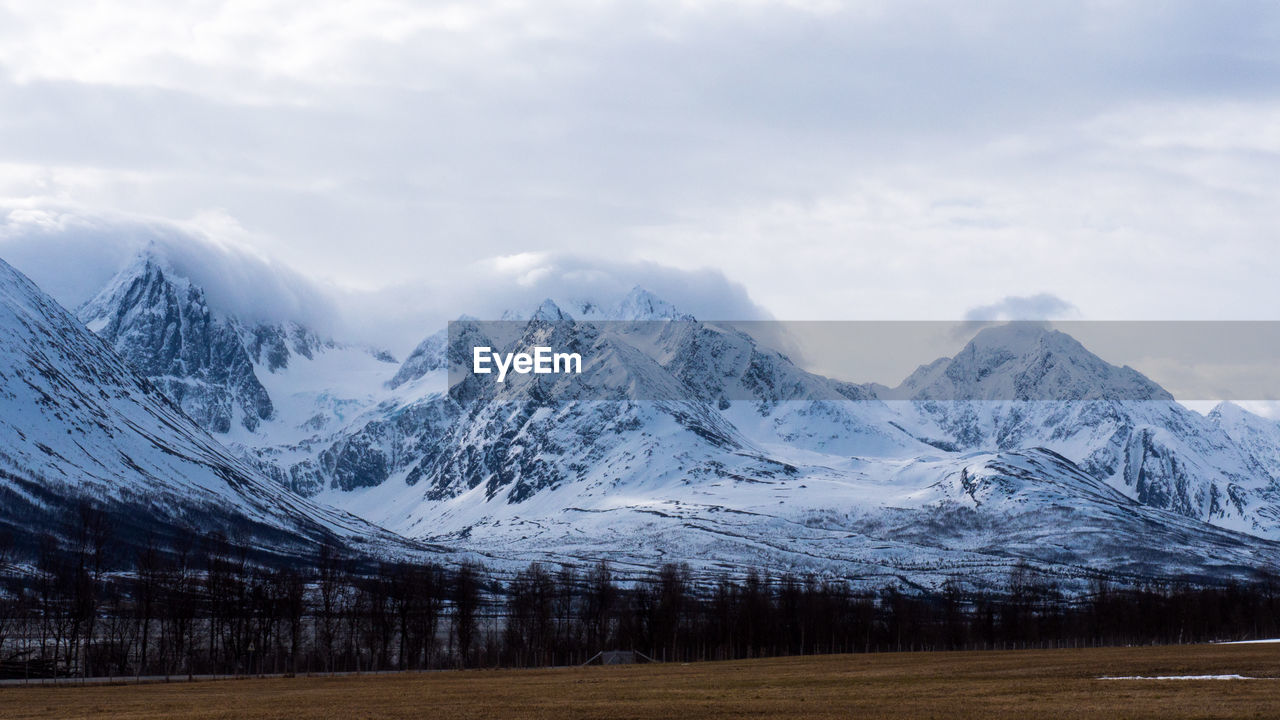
581;650;658;665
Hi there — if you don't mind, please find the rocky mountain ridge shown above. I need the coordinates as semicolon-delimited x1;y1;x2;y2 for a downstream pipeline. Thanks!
38;249;1280;587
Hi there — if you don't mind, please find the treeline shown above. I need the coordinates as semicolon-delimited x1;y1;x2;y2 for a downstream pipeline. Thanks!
1;507;1280;679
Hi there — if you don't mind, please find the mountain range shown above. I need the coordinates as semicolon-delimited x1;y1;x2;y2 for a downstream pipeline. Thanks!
5;247;1280;589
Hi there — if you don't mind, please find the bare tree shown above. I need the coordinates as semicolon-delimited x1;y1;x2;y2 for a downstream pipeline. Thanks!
505;563;555;667
581;561;616;653
276;568;306;675
0;531;16;661
315;542;346;672
70;502;110;677
133;538;161;675
450;563;482;667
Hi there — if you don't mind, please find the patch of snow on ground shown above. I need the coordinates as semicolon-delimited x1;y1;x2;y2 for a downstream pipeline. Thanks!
1098;674;1270;680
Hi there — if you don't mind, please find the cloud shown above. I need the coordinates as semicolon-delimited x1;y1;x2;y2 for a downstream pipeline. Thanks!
337;250;771;351
471;252;768;321
0;1;1278;325
939;293;1081;342
0;203;341;334
0;204;769;353
962;293;1080;322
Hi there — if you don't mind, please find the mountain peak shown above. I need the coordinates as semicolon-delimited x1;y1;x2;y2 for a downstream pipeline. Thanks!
73;250;274;433
491;289;690;323
615;286;690;321
78;249;203;330
386;328;448;390
1209;401;1280;431
965;321;1054;350
115;244;188;288
900;322;1172;402
530;298;570;322
1208;401;1246;423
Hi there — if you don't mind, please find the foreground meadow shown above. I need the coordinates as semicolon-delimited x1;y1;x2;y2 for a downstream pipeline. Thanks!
3;643;1280;719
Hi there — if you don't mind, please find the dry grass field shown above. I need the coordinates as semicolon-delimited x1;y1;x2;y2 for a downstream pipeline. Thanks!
3;644;1280;719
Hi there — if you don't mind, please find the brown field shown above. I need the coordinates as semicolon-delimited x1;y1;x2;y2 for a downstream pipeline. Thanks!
3;644;1280;719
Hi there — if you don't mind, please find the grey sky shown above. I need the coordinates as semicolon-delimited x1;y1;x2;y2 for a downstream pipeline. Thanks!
1;0;1279;328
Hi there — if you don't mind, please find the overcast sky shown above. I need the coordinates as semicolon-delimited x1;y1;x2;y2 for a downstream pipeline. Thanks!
1;0;1279;336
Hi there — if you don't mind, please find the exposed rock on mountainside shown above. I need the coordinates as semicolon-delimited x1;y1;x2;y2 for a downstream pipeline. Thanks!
56;252;1280;586
0;256;417;559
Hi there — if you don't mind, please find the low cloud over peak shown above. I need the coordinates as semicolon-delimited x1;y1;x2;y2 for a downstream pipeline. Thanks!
963;293;1080;322
0;204;341;335
0;205;770;353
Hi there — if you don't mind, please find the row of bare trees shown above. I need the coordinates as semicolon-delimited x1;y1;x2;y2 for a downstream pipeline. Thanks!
500;562;1280;664
2;508;1280;678
0;521;487;679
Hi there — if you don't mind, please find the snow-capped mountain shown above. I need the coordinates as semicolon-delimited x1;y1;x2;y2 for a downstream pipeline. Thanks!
315;312;1280;588
77;253;276;433
887;323;1171;403
57;252;1280;587
77;250;405;495
883;324;1280;538
1210;402;1280;484
0;256;416;559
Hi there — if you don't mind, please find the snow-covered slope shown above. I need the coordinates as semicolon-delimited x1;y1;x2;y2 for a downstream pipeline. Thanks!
65;255;1280;587
311;310;1280;589
887;323;1171;402
77;253;275;433
885;324;1280;538
1210;402;1280;484
77;250;405;495
329;439;1280;590
0;256;415;559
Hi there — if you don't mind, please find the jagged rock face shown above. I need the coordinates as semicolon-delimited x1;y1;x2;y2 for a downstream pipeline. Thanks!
77;256;274;433
409;393;762;506
1210;402;1280;485
901;449;1279;584
887;325;1275;533
75;252;409;497
386;329;446;390
323;396;460;492
0;257;410;559
398;309;904;509
244;323;303;372
242;321;375;371
898;324;1172;402
57;257;1280;585
614;287;692;321
342;301;1280;551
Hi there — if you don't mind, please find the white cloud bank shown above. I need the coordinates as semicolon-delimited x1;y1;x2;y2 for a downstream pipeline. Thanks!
0;1;1278;324
0;205;340;332
0;205;768;352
